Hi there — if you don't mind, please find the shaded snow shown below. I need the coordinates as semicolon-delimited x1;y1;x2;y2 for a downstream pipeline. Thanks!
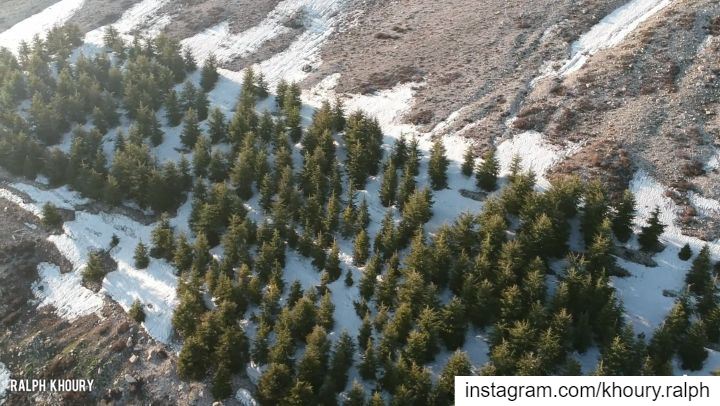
0;0;86;53
32;262;103;320
0;362;9;405
236;388;259;406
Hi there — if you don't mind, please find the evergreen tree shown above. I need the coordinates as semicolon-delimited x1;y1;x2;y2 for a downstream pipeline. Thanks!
181;108;201;149
82;251;106;284
638;206;666;252
128;299;145;323
200;53;219;92
612;189;636;242
151;214;175;260
436;351;471;404
476;148;499;191
134;241;150;269
359;339;377;380
686;245;714;296
353;229;370;266
428;138;449;190
211;363;232;400
183;47;197;71
42;202;63;230
679;243;693;261
178;335;210;380
192;136;211;177
325;240;342;281
581;180;609;247
679;320;709;371
207;107;227;143
344;381;366;406
461;147;475;177
380;160;398;207
165;89;182;126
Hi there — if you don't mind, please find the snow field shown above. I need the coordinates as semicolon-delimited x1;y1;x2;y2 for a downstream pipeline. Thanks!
0;0;86;53
1;183;180;344
0;362;9;405
83;0;171;47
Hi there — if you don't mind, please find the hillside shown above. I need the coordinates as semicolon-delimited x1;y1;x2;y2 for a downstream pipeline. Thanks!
0;0;719;405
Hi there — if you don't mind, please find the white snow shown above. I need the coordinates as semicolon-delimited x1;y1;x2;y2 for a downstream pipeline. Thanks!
32;262;104;320
560;0;672;76
495;131;581;189
0;0;86;53
1;184;179;344
0;362;9;405
612;170;720;377
83;0;171;47
236;388;259;406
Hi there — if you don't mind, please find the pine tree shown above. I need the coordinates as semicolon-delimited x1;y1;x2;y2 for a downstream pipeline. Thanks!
165;89;182;126
325;240;342;281
128;299;145;323
344;269;354;287
180;108;201;149
380;160;398;207
476;148;499;191
318;292;335;330
200;54;219;92
151;214;175;260
353;229;370;266
638;206;665;252
42;202;63;230
679;320;709;371
134;241;150;269
258;363;293;404
82;251;106;284
358;339;377;380
183;47;197;71
178;335;210;380
679;243;693;261
581;180;609;247
211;362;232;400
612;189;636;242
173;233;194;273
686;245;713;296
461;147;475;177
344;381;366;406
207;107;227;143
192;136;211;178
436;351;471;404
428;138;449;190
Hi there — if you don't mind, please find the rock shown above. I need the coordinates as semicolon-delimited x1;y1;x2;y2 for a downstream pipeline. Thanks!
301;64;312;73
124;374;137;384
129;354;138;364
213;402;223;406
126;336;133;348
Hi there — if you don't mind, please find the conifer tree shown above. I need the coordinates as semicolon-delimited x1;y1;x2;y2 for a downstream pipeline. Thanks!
638;206;665;252
173;233;194;273
151;214;175;260
165;89;182;126
679;320;709;371
42;202;63;230
353;229;370;266
476;148;499;191
461;147;475;177
428;138;449;190
181;108;201;149
128;299;145;323
207;107;227;143
679;243;692;261
183;47;197;71
177;335;210;380
612;189;636;242
380;160;398;207
82;251;106;284
318;292;335;330
359;339;377;380
686;245;713;296
134;241;150;269
325;240;342;281
211;363;232;400
200;53;219;92
257;363;292;404
436;351;471;404
192;135;211;177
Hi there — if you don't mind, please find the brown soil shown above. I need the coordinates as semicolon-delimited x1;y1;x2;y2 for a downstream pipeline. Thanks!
0;0;59;33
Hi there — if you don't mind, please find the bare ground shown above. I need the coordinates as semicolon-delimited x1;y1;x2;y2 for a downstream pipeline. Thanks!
0;0;60;33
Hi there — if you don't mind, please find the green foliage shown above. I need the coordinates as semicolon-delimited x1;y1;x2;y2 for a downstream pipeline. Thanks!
461;147;474;177
82;251;106;284
612;190;636;242
134;241;150;269
41;202;63;230
200;54;219;92
476;149;499;191
428;138;449;190
128;299;145;323
638;206;666;252
679;243;693;261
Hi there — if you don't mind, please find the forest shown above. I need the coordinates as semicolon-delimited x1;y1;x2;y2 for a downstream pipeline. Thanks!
0;23;718;405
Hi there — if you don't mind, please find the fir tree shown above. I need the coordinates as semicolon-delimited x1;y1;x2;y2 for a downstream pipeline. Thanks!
344;381;366;406
679;320;709;371
638;206;666;252
428;138;449;190
353;229;370;266
211;363;232;400
686;245;714;296
358;339;377;380
380;160;398;207
134;241;150;269
178;335;210;380
180;108;201;149
476;148;499;191
207;107;227;143
679;243;693;261
165;89;182;126
200;54;219;92
151;213;175;260
612;189;636;242
128;299;145;323
461;147;475;177
82;251;106;284
183;47;197;71
42;202;63;230
436;351;471;404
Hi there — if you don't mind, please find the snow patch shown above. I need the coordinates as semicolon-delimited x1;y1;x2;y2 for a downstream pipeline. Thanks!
2;183;179;344
0;362;9;405
32;262;104;320
236;388;258;406
496;131;581;189
84;0;171;47
0;0;86;53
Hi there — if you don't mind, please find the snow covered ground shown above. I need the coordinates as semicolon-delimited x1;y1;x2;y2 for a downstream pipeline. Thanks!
83;0;171;48
0;0;86;53
0;362;9;405
32;262;104;320
0;183;180;344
